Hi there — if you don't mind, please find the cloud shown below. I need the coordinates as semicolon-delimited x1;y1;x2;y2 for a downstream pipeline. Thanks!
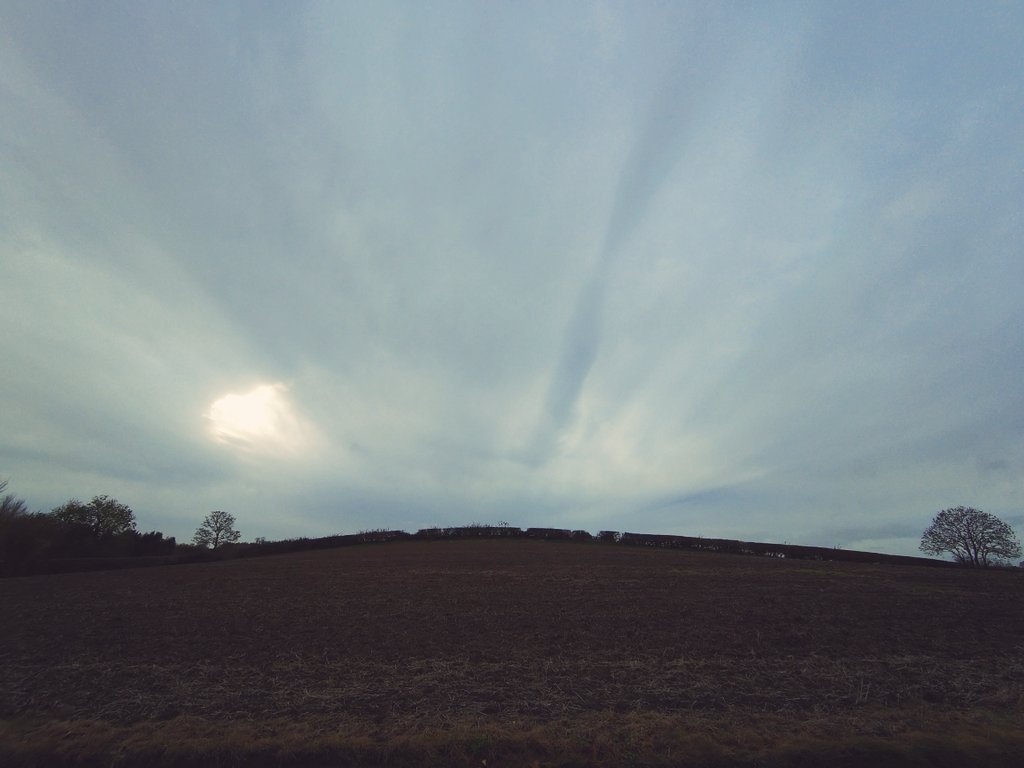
1;2;1022;554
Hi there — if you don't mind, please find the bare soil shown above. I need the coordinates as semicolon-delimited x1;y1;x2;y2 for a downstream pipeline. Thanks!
1;540;1022;766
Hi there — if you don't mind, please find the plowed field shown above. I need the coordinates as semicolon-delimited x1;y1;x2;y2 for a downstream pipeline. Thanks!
2;540;1022;766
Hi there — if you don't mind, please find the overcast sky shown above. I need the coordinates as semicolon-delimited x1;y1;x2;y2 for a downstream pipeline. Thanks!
2;1;1022;556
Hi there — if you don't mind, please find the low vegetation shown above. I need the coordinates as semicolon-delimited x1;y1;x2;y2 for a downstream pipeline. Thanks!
2;538;1022;766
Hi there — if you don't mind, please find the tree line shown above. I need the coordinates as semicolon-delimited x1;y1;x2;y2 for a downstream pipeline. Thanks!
0;485;175;561
193;513;1021;570
2;477;1019;573
0;479;241;568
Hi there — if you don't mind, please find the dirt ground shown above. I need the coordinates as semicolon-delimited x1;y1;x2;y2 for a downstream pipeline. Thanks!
2;540;1022;766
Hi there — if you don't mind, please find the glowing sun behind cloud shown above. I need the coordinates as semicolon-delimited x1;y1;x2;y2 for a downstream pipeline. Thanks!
206;383;314;455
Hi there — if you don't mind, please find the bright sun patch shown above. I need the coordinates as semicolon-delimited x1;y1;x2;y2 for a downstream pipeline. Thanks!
206;383;309;454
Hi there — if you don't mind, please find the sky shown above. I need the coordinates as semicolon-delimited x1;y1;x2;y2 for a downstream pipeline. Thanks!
2;1;1022;557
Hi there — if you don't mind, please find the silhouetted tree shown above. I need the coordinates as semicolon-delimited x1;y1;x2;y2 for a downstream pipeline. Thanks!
52;495;137;540
920;506;1021;567
0;479;50;560
193;510;241;549
132;530;177;556
0;479;30;520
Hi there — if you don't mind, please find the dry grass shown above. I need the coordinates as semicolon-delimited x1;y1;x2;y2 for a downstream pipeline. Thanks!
1;540;1022;766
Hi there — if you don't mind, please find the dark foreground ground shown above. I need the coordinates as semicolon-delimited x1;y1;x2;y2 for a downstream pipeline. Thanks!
1;539;1022;766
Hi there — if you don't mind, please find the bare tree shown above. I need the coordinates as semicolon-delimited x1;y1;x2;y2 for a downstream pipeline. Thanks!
920;506;1021;567
0;478;40;560
193;510;241;549
0;479;30;520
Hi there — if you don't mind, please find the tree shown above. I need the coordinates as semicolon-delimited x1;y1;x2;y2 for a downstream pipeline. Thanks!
193;510;241;549
51;495;136;540
1;479;30;520
132;531;177;556
920;506;1022;567
0;479;47;561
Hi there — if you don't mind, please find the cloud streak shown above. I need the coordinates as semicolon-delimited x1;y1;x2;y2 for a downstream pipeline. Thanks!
1;2;1022;555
